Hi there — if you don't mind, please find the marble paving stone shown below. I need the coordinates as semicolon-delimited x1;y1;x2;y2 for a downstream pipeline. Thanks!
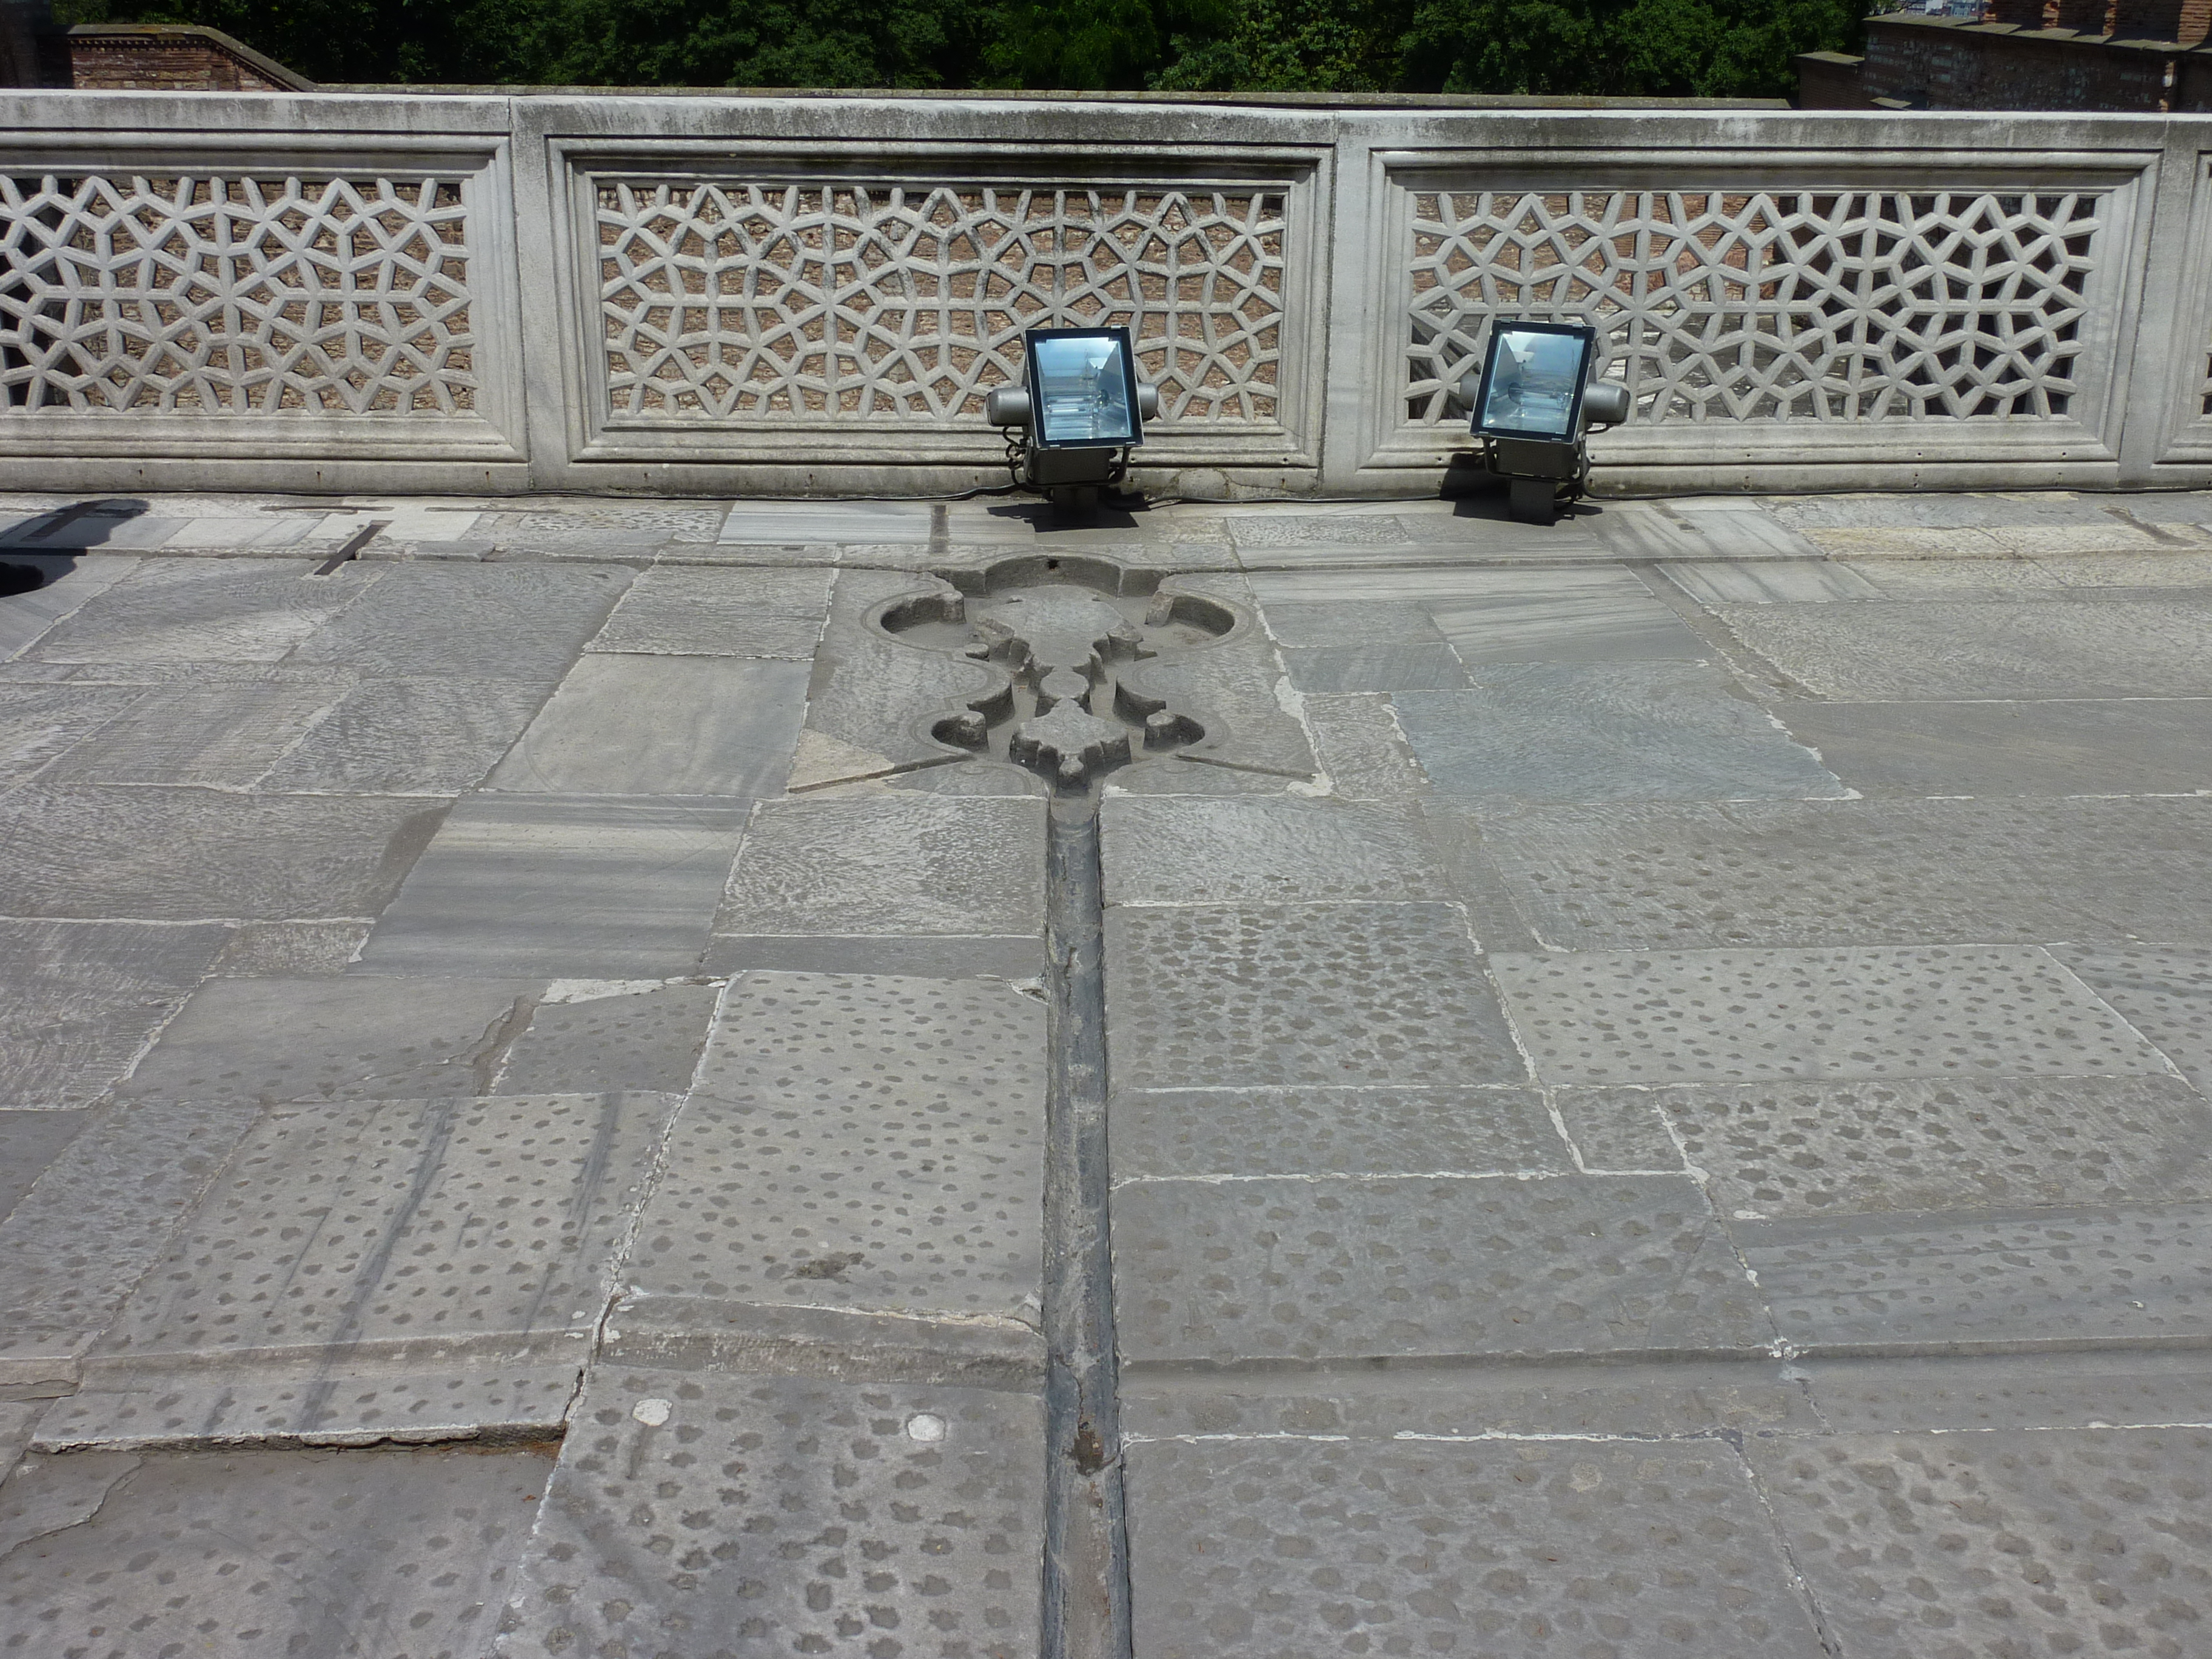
2056;945;2212;1090
116;974;535;1105
1106;903;1526;1090
1101;795;1440;905
1489;946;2167;1085
1797;1349;2212;1433
0;553;135;659
718;498;933;541
288;562;631;681
1299;693;1427;799
1546;1087;1687;1171
359;796;745;977
259;676;551;794
22;558;373;664
1229;513;1409;548
1738;1201;2212;1351
0;919;230;1107
586;564;833;656
1239;515;1611;566
0;785;449;922
1257;599;1447;648
210;919;372;976
626;972;1045;1326
494;1368;1042;1659
1590;500;1821;561
720;793;1044;936
0;1099;256;1381
1245;565;1639;610
1982;519;2174;555
0;1444;541;1657
1429;585;1709;665
1717;597;2212;698
2035;548;2212;586
1582;500;1712;560
703;932;1045;979
1395;665;1844;803
1278;640;1469;692
0;680;144;788
1478;797;2212;948
57;1091;679;1444
1116;1174;1768;1364
161;514;304;549
1663;557;1886;605
1128;1436;1825;1659
1649;1074;2212;1219
1753;1428;2212;1658
1775;697;2212;796
1839;554;2062;594
1767;492;2120;529
1112;1085;1567;1179
486;654;809;797
480;504;722;539
494;980;722;1096
0;1108;86;1217
45;677;347;786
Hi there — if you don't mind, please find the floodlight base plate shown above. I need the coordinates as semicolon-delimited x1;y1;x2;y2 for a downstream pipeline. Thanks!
1507;477;1561;525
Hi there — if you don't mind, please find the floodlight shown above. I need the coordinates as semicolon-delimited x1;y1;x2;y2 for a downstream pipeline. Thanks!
986;326;1161;515
1450;319;1632;525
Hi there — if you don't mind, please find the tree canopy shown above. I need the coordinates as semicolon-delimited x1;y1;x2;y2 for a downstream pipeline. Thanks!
55;0;1863;96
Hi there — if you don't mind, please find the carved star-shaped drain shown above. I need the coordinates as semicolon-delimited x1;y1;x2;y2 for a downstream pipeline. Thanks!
1010;699;1131;785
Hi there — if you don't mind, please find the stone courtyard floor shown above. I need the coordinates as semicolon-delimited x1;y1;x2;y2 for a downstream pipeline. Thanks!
2;484;2212;1657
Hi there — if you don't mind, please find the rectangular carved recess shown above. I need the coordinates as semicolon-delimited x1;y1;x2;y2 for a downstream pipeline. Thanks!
1406;188;2106;427
595;179;1287;427
0;172;477;417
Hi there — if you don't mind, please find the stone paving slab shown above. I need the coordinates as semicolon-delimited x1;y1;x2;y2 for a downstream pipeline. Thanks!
494;1367;1043;1659
1105;903;1526;1090
702;931;1045;979
1111;1085;1569;1180
1775;695;2212;796
0;1443;542;1657
288;561;632;681
585;563;833;656
0;919;229;1107
719;498;934;542
1299;692;1427;799
485;653;809;797
719;792;1045;937
42;676;348;786
1127;1436;1825;1658
21;558;375;665
1663;557;1886;605
1795;1349;2212;1432
1277;638;1470;692
626;972;1045;1332
0;552;135;659
1396;665;1845;803
210;918;373;975
1546;1086;1689;1171
492;979;722;1096
1478;796;2212;948
1120;582;1316;779
1489;946;2168;1085
1116;1174;1769;1365
0;1108;85;1216
259;675;551;795
1750;1428;2212;1657
2053;945;2212;1092
1764;491;2125;528
0;681;145;785
1101;795;1439;905
357;795;747;976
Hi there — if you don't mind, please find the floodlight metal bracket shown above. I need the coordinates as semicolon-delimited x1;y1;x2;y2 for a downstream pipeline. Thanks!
1445;341;1632;526
985;363;1162;515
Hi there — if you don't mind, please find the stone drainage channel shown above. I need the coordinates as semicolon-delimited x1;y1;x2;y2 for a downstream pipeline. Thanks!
882;559;1234;1659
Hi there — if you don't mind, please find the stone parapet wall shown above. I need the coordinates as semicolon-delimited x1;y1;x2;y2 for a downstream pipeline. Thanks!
2;90;2212;495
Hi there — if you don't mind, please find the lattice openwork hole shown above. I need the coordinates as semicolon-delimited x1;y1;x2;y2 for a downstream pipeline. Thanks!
1406;190;2103;425
0;173;477;417
595;181;1288;426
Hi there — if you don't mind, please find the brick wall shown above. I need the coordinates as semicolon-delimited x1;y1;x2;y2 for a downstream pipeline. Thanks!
1832;15;2179;108
67;25;310;92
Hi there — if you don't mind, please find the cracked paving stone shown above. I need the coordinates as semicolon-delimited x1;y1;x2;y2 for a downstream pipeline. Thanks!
492;979;722;1096
0;919;230;1107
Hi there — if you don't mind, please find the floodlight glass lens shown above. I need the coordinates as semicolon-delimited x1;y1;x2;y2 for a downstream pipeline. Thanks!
1034;335;1135;446
1480;328;1587;439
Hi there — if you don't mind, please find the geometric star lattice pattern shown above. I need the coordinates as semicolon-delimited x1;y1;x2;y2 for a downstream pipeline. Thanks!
1407;189;2104;426
597;181;1286;426
0;173;475;415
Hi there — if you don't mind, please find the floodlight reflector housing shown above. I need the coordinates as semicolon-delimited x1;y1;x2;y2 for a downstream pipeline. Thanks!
1024;326;1144;450
1472;320;1596;442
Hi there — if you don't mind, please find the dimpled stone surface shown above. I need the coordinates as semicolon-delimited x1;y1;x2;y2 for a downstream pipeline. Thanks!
1477;797;2212;948
1751;1429;2212;1659
494;981;722;1096
628;972;1044;1321
2056;945;2212;1090
1127;1436;1824;1658
1115;1175;1767;1364
1106;904;1526;1090
0;1444;541;1658
1101;795;1439;905
496;1369;1041;1659
1488;947;2167;1084
0;919;230;1107
1112;1086;1568;1179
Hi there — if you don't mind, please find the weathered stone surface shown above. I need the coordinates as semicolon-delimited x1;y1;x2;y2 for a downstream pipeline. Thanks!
1117;1175;1767;1364
358;796;745;977
1478;797;2212;948
703;932;1044;979
0;682;145;785
116;974;534;1104
0;1444;540;1656
0;1109;85;1217
260;676;551;795
1395;665;1844;803
1838;552;2063;593
1112;1085;1567;1179
1106;903;1526;1090
1431;581;1709;665
494;1369;1042;1659
1718;597;2212;698
0;920;229;1107
45;675;349;785
626;972;1044;1329
719;499;933;541
2036;548;2212;587
1775;696;2212;796
209;919;372;976
1547;1087;1687;1171
0;786;446;922
719;793;1044;937
1101;795;1439;905
1299;692;1427;799
2051;945;2212;1091
494;979;722;1096
486;654;808;797
1753;1428;2212;1658
1663;557;1885;605
24;559;374;664
0;553;135;659
1230;512;1409;549
1766;492;2122;529
1258;599;1444;648
1489;947;2167;1085
1796;1349;2212;1433
1278;640;1469;692
289;562;632;681
587;564;833;656
1128;1436;1825;1659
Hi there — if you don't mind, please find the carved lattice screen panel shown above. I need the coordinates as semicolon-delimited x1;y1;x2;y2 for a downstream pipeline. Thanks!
1406;189;2105;426
0;173;477;416
595;181;1288;426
